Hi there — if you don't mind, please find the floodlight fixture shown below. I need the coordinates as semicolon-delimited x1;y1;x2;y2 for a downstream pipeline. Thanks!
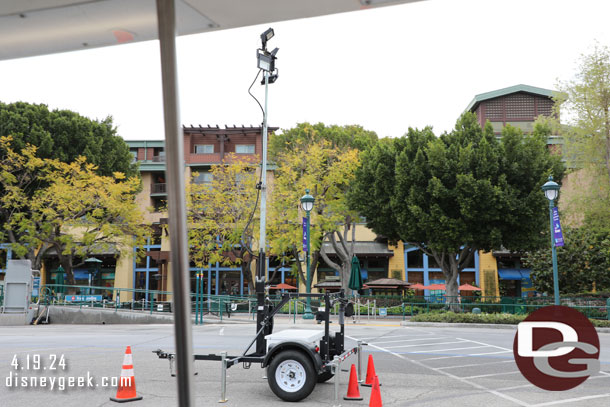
257;49;274;72
260;27;274;49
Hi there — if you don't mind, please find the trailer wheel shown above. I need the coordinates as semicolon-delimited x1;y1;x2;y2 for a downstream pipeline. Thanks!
317;369;334;383
268;350;316;402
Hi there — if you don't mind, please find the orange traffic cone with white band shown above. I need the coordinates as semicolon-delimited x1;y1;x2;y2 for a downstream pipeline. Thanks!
110;346;143;403
344;364;363;400
369;375;383;407
362;354;381;387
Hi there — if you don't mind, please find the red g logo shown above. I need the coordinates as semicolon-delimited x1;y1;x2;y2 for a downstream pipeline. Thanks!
513;306;600;391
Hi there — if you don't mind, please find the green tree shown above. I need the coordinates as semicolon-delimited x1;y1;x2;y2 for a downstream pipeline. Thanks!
555;44;610;226
0;137;148;284
528;226;610;294
0;101;136;177
349;113;563;309
268;128;362;292
269;122;377;159
187;156;259;293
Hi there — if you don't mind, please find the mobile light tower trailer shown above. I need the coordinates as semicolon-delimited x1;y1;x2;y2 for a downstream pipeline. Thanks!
154;290;361;402
155;27;362;402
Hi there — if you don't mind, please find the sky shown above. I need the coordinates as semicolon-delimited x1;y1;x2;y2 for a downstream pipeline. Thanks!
1;0;609;141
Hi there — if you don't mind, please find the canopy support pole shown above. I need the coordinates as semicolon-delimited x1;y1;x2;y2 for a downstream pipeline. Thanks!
156;1;194;406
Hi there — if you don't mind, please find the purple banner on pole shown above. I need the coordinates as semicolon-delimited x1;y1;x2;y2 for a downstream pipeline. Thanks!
552;207;565;247
302;217;308;252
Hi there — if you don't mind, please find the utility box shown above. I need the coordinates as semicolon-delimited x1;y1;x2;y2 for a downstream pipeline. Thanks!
2;260;34;313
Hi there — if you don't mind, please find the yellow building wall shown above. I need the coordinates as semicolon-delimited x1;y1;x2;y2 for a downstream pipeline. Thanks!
136;172;166;224
113;247;134;301
388;241;405;279
162;229;173;301
478;251;500;298
354;224;377;241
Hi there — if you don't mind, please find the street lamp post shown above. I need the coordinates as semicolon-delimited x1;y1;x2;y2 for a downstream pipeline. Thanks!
301;190;315;320
542;176;561;305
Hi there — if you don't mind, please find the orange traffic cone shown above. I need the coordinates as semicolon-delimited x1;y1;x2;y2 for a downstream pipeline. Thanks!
343;364;363;401
369;375;382;407
362;354;381;387
110;346;143;403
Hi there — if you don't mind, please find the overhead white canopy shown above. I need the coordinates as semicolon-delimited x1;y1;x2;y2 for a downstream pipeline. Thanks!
0;0;422;60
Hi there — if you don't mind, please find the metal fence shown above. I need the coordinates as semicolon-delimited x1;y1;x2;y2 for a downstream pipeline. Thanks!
37;284;610;323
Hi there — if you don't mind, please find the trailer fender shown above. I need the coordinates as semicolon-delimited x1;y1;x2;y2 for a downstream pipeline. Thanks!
263;341;323;372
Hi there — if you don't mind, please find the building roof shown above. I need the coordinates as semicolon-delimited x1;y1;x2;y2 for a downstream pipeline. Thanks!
313;281;342;288
363;278;411;289
465;84;557;113
321;242;394;257
182;125;278;134
124;140;165;148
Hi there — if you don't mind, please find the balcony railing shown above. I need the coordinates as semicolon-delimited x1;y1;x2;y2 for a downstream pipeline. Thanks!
151;183;167;194
151;155;165;162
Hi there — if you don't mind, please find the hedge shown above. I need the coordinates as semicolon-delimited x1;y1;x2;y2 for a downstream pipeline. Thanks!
410;311;610;327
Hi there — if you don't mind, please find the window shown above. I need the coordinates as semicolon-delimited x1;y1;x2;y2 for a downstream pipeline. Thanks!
235;144;255;154
406;250;424;268
153;148;165;162
195;144;214;154
193;172;213;184
129;149;138;163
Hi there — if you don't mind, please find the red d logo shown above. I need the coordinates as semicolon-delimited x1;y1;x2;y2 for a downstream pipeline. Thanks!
513;305;600;391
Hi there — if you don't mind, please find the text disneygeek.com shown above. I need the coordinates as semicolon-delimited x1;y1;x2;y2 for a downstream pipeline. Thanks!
5;372;129;391
5;354;126;391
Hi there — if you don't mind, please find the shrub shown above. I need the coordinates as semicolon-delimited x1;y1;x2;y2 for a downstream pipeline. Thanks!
410;311;526;324
410;311;610;327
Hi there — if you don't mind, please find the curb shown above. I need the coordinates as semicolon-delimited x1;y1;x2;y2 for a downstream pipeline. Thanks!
402;321;517;330
401;321;610;333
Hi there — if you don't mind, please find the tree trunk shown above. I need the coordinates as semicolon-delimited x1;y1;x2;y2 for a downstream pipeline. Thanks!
429;247;475;313
443;258;460;312
291;246;307;289
55;248;76;294
239;247;254;294
320;222;356;295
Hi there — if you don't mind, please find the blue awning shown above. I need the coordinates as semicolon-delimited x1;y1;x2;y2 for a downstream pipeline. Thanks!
498;269;532;280
73;269;92;280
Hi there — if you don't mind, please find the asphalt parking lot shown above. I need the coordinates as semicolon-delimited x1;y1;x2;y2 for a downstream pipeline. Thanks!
1;318;609;406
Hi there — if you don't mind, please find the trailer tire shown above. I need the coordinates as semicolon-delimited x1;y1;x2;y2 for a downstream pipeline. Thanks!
317;369;334;383
268;350;316;402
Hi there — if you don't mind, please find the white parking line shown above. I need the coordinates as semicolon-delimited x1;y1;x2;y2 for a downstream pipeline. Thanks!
496;373;610;392
373;337;446;344
462;371;521;380
437;360;514;370
386;340;467;349
357;332;435;341
352;337;530;406
413;345;488;353
421;350;512;361
530;393;610;406
496;384;535;392
456;337;512;351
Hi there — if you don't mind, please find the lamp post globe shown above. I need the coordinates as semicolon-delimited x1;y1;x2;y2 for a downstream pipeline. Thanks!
300;191;314;212
301;189;315;319
541;175;561;305
542;177;560;202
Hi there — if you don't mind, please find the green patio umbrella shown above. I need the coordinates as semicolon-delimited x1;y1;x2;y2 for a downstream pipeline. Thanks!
348;256;363;292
